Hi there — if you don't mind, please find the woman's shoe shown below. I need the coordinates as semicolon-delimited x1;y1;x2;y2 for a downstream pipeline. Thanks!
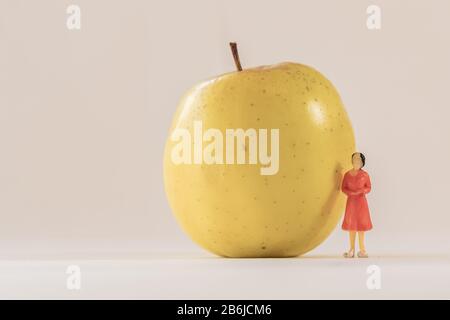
357;251;369;258
343;249;355;258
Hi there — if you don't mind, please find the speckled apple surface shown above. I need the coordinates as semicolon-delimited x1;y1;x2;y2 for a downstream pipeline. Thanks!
164;62;355;257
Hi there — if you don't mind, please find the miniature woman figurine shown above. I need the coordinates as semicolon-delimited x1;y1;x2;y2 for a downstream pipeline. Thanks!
341;152;372;258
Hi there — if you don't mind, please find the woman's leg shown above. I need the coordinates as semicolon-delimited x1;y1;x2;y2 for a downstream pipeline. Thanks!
358;231;366;252
349;231;356;251
344;231;357;257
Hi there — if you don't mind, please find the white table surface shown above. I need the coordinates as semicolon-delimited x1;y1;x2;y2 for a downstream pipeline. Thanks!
1;252;449;299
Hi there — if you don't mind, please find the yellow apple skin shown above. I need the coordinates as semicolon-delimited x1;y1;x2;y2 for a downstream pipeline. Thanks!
163;62;355;257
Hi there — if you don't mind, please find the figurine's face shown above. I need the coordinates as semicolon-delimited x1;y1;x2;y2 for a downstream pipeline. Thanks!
352;153;363;170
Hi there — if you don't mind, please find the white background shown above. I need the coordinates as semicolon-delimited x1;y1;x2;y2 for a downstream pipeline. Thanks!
0;0;449;299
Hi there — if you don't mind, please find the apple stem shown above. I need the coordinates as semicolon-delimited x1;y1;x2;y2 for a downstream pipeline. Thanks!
229;42;243;71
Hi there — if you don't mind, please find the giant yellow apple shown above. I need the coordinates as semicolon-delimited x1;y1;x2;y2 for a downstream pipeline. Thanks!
163;43;355;257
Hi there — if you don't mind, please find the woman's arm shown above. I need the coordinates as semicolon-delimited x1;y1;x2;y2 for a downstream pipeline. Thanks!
341;174;359;196
362;173;371;194
341;174;350;195
355;173;371;195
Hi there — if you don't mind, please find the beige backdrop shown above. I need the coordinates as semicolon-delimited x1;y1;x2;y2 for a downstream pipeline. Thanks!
0;0;449;258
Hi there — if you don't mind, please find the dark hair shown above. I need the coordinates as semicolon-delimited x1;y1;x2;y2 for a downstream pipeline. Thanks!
352;152;366;168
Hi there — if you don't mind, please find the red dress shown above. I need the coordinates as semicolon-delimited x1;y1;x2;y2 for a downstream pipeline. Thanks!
341;169;373;231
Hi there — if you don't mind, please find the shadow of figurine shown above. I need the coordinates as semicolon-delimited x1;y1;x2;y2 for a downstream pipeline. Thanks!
300;162;346;254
